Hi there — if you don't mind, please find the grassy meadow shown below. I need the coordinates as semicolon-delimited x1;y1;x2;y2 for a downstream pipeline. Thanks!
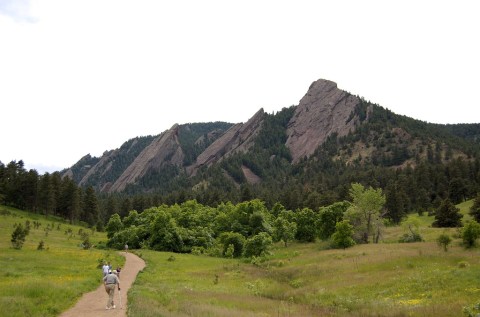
128;200;480;317
2;201;480;317
0;206;124;317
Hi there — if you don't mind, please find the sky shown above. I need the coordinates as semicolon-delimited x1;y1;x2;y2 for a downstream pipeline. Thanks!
1;0;479;174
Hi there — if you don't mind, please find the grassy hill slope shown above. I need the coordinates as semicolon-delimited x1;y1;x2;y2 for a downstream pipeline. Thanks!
0;206;124;317
127;200;480;317
2;202;480;317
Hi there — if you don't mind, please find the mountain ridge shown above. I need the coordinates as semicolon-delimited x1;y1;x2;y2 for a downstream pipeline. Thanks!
63;79;480;207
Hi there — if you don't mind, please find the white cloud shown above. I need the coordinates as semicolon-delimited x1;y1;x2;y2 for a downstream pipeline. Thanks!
0;0;37;23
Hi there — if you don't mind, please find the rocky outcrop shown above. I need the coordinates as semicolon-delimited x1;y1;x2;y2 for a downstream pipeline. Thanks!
187;109;265;175
241;165;261;184
108;124;185;192
78;150;117;187
285;79;361;163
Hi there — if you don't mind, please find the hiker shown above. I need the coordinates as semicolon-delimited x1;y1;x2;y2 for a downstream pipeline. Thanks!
103;270;120;310
125;243;129;253
102;262;110;277
116;266;121;278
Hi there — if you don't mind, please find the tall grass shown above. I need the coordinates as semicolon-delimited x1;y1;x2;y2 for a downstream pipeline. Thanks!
3;200;480;317
0;206;124;317
128;200;480;317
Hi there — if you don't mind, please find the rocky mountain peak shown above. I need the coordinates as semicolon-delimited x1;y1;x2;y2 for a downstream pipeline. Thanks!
108;124;184;192
285;79;361;162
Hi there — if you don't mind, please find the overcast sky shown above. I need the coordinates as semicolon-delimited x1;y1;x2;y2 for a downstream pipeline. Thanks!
1;0;479;174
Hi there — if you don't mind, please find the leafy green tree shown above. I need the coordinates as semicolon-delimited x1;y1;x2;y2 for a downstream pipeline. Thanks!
398;218;423;243
469;193;480;222
105;213;123;239
294;208;318;242
109;226;141;249
436;233;452;251
317;201;350;240
244;232;273;257
272;216;297;247
123;210;139;227
218;232;245;258
462;220;480;248
331;220;355;249
432;198;463;228
149;210;184;252
345;183;386;243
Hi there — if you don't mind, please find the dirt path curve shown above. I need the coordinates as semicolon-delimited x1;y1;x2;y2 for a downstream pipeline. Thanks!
60;252;145;317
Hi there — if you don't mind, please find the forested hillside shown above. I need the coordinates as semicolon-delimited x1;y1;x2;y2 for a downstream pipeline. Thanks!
1;80;480;229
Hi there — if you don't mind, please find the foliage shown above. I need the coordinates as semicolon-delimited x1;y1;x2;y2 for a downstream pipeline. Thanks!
11;223;29;249
317;201;350;240
462;220;480;248
469;193;480;222
218;232;245;258
345;183;386;243
243;232;273;258
272;214;297;247
105;213;123;239
294;208;318;242
432;198;463;228
399;218;423;243
437;233;452;251
331;220;355;249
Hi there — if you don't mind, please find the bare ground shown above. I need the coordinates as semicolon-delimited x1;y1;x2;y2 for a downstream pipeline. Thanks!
60;252;145;317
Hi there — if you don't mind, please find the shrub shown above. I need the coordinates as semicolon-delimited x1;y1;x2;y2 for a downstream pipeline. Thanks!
218;232;245;258
399;232;423;243
331;220;355;249
436;233;452;252
462;221;480;248
244;232;273;258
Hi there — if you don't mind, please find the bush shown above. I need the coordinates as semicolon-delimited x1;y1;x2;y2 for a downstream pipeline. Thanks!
244;232;272;258
436;233;452;252
331;220;355;249
462;221;480;248
218;232;245;258
399;232;423;243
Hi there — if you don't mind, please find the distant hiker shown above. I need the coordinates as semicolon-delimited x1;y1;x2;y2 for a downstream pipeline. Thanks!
116;266;121;278
125;244;129;253
103;270;120;310
102;262;109;277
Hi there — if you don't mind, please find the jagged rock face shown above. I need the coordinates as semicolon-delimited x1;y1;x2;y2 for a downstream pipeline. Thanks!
187;109;265;175
285;79;361;163
78;150;117;187
109;124;185;192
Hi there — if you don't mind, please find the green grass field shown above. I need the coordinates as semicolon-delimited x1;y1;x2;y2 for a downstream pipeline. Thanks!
2;202;480;316
0;206;124;317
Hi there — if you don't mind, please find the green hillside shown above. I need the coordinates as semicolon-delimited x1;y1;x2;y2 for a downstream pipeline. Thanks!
0;206;123;317
3;203;480;316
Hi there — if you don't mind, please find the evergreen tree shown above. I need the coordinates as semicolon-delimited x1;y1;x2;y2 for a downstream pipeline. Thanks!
83;186;99;227
432;198;463;227
469;193;480;222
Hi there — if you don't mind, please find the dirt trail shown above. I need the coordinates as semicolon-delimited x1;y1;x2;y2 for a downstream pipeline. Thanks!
60;252;145;317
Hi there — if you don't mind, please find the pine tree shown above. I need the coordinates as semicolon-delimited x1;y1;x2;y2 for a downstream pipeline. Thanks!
469;193;480;222
432;198;463;227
